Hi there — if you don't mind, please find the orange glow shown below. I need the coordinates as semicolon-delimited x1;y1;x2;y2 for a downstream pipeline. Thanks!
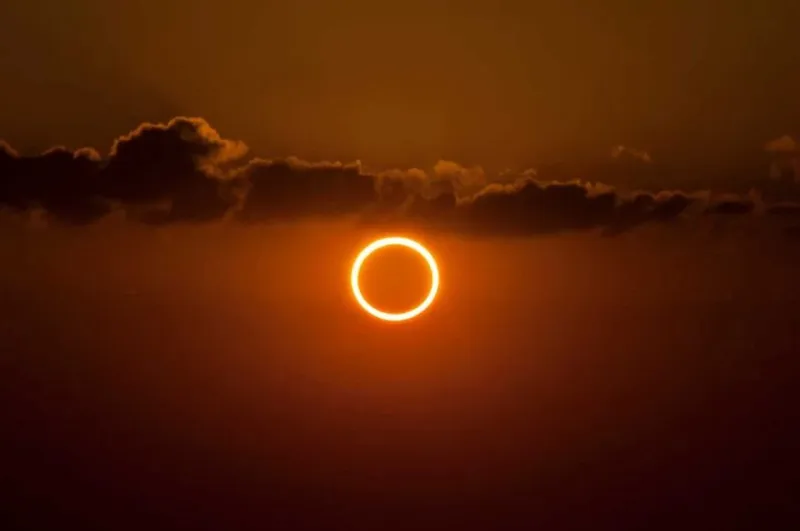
351;236;440;322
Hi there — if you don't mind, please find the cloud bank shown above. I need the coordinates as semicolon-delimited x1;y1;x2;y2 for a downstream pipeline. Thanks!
2;118;800;236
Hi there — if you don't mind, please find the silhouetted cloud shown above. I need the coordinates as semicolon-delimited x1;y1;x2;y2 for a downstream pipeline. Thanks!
0;117;249;224
0;140;18;158
765;135;797;154
604;190;695;236
432;160;488;196
368;177;698;237
705;198;755;216
455;179;618;235
102;117;248;222
235;157;376;221
765;134;799;185
2;117;800;236
611;145;652;164
0;144;109;224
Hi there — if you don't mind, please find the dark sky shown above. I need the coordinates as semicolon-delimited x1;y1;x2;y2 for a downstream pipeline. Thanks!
2;0;799;170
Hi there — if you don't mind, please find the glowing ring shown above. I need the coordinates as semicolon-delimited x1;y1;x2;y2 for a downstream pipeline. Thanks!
351;236;440;322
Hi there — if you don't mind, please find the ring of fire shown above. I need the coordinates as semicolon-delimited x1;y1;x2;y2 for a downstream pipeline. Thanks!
351;236;440;322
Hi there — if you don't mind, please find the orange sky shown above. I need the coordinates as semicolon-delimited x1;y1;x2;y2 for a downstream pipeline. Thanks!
4;3;800;526
2;0;799;175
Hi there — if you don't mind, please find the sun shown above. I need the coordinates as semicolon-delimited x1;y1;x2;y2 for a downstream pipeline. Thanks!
351;236;440;322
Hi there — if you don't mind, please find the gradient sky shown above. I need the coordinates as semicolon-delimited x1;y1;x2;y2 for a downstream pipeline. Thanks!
3;217;800;527
3;4;800;526
2;0;798;172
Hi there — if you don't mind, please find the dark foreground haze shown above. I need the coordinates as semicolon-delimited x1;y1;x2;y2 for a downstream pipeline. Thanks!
2;219;798;529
